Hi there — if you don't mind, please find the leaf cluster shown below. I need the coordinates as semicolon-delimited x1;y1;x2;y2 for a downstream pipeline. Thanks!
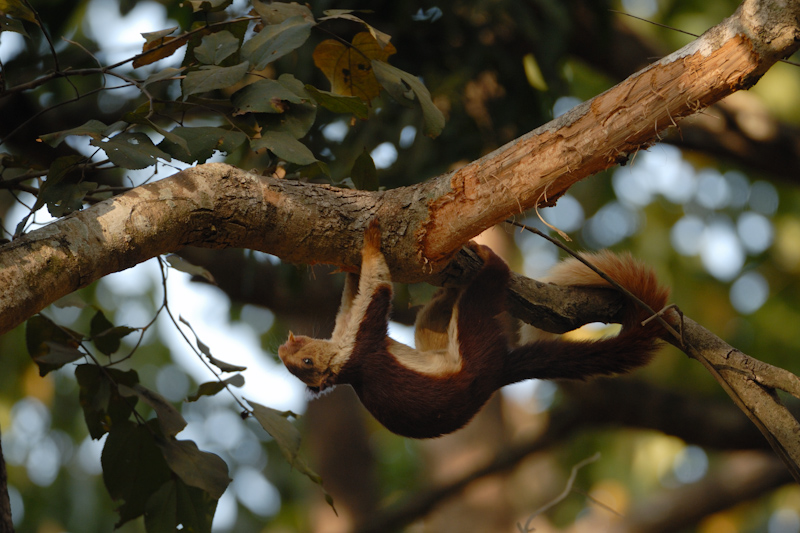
22;274;331;531
1;0;447;236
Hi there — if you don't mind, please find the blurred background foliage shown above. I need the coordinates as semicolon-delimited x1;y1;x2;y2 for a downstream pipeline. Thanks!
2;0;800;531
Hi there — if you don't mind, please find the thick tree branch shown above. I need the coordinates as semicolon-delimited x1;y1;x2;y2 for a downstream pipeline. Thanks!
420;0;800;260
2;0;798;336
569;3;800;183
667;317;800;482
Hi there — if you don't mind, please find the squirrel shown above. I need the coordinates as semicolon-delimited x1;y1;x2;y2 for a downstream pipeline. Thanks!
279;221;670;439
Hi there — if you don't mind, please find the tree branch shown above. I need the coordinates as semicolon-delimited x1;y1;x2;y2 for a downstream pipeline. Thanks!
2;0;798;335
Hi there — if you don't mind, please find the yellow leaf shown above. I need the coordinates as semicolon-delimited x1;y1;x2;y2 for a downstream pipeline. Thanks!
313;32;396;103
133;29;210;68
0;0;38;24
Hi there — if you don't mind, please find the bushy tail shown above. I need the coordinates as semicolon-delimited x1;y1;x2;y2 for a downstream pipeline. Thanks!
503;251;670;385
545;250;669;330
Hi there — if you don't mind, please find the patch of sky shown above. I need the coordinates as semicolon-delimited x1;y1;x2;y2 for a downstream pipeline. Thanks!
621;0;659;18
399;125;417;148
371;142;398;169
738;211;773;254
583;201;640;248
700;216;745;281
502;380;557;413
730;271;769;314
233;466;281;517
322;121;348;143
695;168;731;210
749;180;779;215
672;445;708;484
553;96;582;118
614;145;696;207
84;0;178;67
670;215;705;256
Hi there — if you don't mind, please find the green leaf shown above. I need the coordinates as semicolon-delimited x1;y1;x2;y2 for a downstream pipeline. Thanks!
194;30;239;65
142;67;184;87
319;10;391;49
119;384;187;438
25;315;83;376
38;119;110;147
141;26;179;44
37;154;94;217
351;149;378;191
297;160;331;180
45;155;83;184
165;254;216;283
149;121;190;157
272;74;317;137
76;364;140;439
252;0;315;24
187;374;245;402
179;316;247;372
145;479;217;533
90;310;136;356
232;78;307;115
92;132;171;170
41;181;97;217
248;400;319;480
241;16;312;71
249;400;336;512
181;61;250;99
102;420;172;527
157;126;247;164
0;15;29;37
157;439;230;499
251;131;316;165
304;85;369;119
233;74;317;138
371;60;445;137
0;0;38;24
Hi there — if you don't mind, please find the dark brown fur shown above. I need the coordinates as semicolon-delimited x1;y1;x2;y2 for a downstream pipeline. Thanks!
279;223;669;439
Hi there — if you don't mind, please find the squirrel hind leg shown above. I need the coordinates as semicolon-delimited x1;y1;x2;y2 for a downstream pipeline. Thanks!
415;288;459;351
362;219;382;258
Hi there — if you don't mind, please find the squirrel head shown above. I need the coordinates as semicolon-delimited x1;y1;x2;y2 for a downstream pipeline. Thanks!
278;332;338;393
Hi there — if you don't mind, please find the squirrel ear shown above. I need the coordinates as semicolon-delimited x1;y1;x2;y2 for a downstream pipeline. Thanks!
288;331;296;342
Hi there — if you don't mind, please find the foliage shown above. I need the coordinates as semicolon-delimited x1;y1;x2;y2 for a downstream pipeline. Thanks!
3;0;446;239
0;0;452;529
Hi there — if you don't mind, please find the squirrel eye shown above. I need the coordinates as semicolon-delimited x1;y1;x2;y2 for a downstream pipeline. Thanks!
302;358;313;366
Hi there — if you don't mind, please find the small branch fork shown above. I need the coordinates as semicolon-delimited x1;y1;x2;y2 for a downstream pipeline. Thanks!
507;219;800;484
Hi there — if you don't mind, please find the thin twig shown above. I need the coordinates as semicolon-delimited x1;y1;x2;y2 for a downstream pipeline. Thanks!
611;9;800;67
517;452;603;533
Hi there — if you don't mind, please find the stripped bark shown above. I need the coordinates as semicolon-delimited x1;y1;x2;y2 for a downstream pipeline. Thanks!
2;0;798;335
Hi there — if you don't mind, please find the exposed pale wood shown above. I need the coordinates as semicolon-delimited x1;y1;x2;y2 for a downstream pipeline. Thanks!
3;0;798;337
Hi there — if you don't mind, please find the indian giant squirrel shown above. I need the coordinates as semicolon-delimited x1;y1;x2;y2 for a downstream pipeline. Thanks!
279;221;669;439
